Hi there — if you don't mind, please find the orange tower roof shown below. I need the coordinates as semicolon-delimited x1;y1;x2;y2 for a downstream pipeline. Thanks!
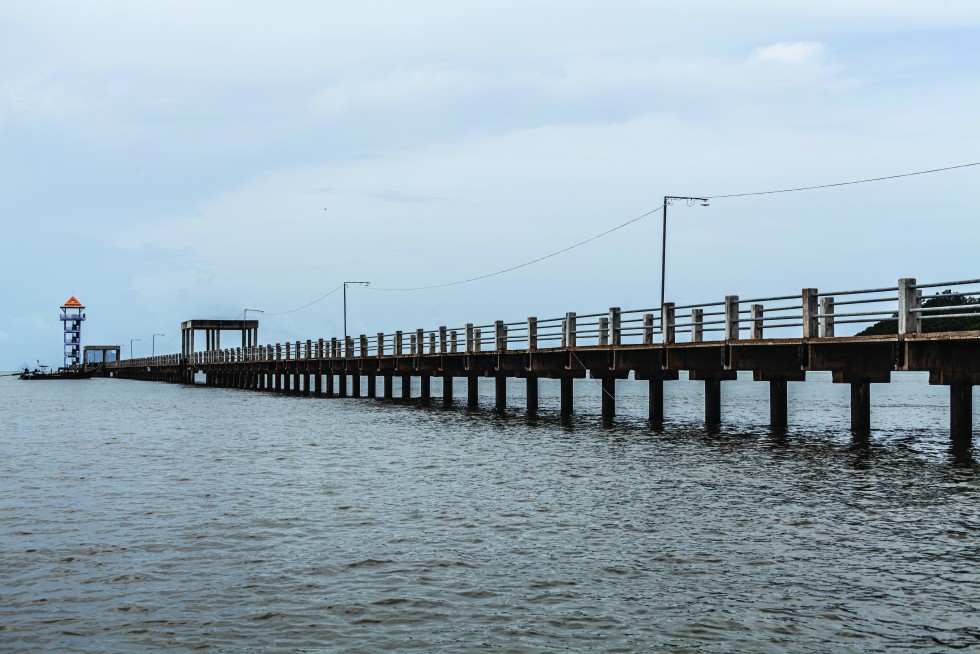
61;296;84;308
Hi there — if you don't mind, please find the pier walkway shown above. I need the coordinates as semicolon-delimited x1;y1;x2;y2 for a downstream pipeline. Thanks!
108;277;980;443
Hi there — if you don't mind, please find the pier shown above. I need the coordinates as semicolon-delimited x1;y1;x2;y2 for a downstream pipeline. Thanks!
107;277;979;444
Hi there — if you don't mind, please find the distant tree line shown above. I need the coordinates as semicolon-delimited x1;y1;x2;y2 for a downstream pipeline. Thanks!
857;290;980;336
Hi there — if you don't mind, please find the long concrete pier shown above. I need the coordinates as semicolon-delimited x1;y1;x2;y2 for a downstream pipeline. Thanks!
108;277;980;444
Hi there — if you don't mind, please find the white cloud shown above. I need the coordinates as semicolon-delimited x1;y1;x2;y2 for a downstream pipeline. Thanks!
751;41;826;65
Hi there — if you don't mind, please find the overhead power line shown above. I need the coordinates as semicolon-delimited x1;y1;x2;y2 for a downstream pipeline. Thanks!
704;161;979;199
262;159;980;307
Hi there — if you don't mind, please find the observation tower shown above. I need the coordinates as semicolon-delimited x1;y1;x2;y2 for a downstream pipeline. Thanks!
60;296;86;368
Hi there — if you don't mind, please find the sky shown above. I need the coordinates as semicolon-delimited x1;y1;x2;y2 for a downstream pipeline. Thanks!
1;1;978;367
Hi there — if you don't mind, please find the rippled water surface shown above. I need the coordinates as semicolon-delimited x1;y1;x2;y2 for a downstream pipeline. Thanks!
1;373;978;652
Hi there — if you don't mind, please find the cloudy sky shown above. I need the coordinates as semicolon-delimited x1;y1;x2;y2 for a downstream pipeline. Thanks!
1;1;978;366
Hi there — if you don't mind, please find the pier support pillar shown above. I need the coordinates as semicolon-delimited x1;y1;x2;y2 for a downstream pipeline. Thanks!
302;373;310;396
495;376;506;411
560;377;573;415
420;375;431;404
467;377;479;408
770;379;788;433
601;377;616;420
526;377;538;413
850;382;871;434
401;375;411;400
273;371;281;392
442;375;453;406
339;373;347;397
314;372;322;396
325;373;334;397
705;380;721;429
950;384;973;444
649;378;664;427
352;373;361;398
367;374;376;398
383;375;393;399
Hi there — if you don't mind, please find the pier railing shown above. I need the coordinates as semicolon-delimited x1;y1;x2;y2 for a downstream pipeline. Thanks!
114;276;980;368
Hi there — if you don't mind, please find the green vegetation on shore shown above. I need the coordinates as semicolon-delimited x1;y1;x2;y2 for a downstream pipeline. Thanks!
857;290;980;335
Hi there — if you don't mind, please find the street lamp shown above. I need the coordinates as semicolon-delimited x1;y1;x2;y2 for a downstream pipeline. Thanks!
244;308;264;321
130;338;141;359
151;333;164;356
343;281;370;340
661;196;709;326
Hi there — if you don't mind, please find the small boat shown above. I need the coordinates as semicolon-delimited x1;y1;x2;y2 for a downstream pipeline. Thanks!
19;363;102;380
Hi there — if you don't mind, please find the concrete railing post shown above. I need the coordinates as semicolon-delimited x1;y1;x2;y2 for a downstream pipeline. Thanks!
344;337;352;358
898;278;920;335
410;334;417;356
285;342;291;360
276;344;282;361
642;314;654;345
377;333;385;356
609;307;621;346
465;323;474;353
317;338;324;359
564;312;577;347
330;337;338;358
527;317;537;350
820;297;835;338
360;335;368;357
750;304;764;340
802;288;819;338
306;339;312;359
416;329;424;355
474;328;482;352
599;317;609;346
429;332;436;355
439;326;447;354
495;320;507;351
663;303;676;344
450;330;458;353
692;309;704;342
395;331;403;356
725;295;740;340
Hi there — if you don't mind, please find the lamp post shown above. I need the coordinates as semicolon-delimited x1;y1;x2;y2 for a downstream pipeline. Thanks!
343;281;370;340
151;333;164;357
130;338;141;360
661;196;709;326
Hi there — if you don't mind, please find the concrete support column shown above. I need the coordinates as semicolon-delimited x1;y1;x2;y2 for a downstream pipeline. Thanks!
770;379;788;433
383;375;393;399
326;372;334;397
649;378;664;427
950;384;973;444
601;377;615;419
560;377;574;415
850;382;871;434
526;377;538;413
495;376;506;411
420;375;431;404
293;371;301;395
314;371;322;396
401;375;411;400
367;374;376;398
352;373;361;398
443;375;453;406
302;372;310;396
467;377;478;407
339;373;348;397
705;379;721;429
